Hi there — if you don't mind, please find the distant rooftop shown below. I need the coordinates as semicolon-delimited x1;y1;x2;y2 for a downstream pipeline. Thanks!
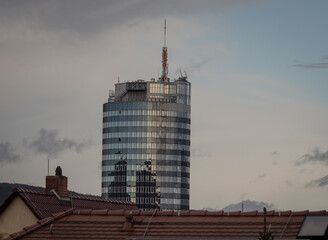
0;188;138;220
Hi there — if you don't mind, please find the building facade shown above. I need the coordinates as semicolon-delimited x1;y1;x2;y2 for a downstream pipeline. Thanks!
102;78;191;210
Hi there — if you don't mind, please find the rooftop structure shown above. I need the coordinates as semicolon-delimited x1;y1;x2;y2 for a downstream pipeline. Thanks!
5;209;328;239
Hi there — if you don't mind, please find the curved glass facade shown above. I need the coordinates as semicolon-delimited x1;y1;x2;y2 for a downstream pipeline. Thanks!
102;79;190;211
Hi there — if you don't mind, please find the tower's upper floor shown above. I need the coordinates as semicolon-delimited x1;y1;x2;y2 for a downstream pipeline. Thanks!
108;77;190;106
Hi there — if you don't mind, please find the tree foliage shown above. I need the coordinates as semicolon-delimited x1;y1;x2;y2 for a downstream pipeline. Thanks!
258;207;273;240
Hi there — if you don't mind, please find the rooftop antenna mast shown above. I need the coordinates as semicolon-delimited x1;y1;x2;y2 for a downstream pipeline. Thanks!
47;159;50;176
164;19;166;47
161;19;168;81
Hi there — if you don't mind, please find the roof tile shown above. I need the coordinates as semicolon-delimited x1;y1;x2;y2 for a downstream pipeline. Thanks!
108;209;125;215
130;209;141;215
292;210;309;215
279;210;292;216
36;218;49;225
157;210;174;216
140;210;157;216
240;210;258;216
266;210;275;216
224;211;241;216
75;209;92;215
177;210;190;216
91;209;109;215
308;210;327;215
190;210;207;216
206;210;224;216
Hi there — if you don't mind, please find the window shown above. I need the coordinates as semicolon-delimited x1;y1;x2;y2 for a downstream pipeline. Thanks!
298;216;328;237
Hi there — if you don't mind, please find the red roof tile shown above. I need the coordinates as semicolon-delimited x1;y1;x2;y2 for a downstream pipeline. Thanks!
5;209;328;239
0;188;138;219
307;210;327;215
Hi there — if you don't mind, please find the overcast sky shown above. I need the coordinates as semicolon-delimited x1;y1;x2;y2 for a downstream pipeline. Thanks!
1;0;328;211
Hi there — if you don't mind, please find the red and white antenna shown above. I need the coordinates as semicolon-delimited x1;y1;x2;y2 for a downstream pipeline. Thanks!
164;19;167;47
161;19;168;81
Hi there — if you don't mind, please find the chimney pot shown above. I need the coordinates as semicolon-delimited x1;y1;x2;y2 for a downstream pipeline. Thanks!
55;166;62;176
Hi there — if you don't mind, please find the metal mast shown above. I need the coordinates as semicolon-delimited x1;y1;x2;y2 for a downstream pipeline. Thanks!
160;20;168;81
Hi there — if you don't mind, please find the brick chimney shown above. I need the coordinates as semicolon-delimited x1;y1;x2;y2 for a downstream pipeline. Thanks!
46;166;68;198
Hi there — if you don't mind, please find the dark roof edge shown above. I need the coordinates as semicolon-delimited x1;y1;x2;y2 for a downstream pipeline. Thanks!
14;188;136;206
14;188;52;195
0;190;17;216
0;189;45;218
71;194;136;205
5;209;74;240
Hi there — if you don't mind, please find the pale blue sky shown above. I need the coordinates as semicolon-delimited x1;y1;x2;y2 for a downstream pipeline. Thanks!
0;0;327;210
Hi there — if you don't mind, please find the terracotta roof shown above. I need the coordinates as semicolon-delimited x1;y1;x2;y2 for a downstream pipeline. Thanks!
0;188;138;219
5;209;328;239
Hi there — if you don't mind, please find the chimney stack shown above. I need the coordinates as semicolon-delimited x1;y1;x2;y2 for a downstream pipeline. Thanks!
46;166;68;198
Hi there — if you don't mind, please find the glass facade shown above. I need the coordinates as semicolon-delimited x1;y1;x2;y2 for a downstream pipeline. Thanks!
102;79;190;210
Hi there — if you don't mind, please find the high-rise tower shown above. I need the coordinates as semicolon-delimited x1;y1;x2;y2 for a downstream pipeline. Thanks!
102;21;191;211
